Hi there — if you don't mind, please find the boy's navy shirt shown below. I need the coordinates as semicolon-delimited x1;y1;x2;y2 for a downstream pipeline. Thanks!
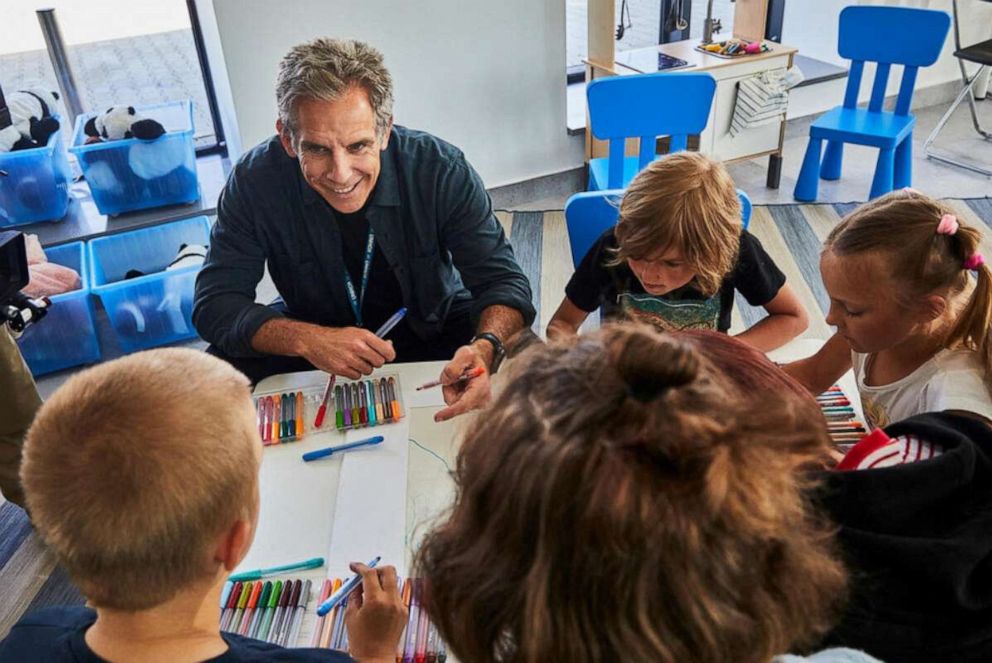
565;227;785;332
0;606;356;662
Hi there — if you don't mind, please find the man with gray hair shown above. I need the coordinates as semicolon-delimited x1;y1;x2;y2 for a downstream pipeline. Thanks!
194;38;534;421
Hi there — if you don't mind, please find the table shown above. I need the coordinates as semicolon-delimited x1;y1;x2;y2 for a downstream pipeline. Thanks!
239;338;858;650
584;39;798;188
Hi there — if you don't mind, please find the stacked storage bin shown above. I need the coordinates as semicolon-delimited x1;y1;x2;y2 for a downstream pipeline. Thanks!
88;216;210;352
0;123;71;226
16;241;101;375
70;101;200;216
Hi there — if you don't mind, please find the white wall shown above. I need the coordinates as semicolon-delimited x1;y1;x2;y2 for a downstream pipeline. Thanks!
207;0;584;188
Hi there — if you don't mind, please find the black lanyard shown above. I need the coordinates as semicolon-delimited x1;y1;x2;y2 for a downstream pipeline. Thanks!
343;228;375;327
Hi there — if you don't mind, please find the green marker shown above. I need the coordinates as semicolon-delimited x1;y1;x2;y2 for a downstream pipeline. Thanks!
257;580;283;642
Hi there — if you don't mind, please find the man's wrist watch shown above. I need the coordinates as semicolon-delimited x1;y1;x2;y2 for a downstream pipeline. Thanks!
471;332;505;374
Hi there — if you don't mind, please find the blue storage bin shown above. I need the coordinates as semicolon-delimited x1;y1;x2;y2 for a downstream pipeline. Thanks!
0;123;71;226
16;241;101;375
88;216;210;352
70;101;200;216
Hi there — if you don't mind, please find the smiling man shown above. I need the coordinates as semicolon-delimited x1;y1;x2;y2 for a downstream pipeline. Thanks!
194;39;534;421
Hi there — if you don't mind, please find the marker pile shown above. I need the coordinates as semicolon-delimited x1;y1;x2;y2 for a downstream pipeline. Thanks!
310;576;446;661
332;376;404;432
256;392;306;444
220;578;312;646
818;384;868;450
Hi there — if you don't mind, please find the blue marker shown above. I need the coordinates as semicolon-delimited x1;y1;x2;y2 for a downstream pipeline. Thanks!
316;556;381;616
301;435;385;462
374;307;407;338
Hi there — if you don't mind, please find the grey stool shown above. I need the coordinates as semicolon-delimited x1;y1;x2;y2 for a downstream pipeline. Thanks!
923;0;992;176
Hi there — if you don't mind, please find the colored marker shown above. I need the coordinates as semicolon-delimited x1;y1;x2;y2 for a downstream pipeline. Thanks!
334;385;345;429
415;580;430;663
246;581;273;639
380;378;391;421
256;399;266;440
238;580;264;635
397;578;412;661
315;375;336;428
374;307;407;338
366;381;376;425
389;377;402;420
273;579;301;645
311;579;333;647
229;556;325;582
317;556;381;616
319;578;343;647
271;397;281;442
257;580;283;642
285;578;312;648
416;365;485;391
360;383;369;425
220;580;242;631
402;577;420;662
303;435;385;462
331;595;349;649
351;383;361;427
295;391;304;439
228;581;253;635
342;385;352;427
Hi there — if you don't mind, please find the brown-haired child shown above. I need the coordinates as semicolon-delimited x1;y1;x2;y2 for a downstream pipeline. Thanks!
0;349;406;663
548;152;808;351
414;324;877;663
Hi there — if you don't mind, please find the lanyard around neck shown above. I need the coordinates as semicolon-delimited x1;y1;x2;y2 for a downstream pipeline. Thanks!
342;228;375;327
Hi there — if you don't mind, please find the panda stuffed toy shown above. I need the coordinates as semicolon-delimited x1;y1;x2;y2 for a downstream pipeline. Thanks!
0;88;62;153
81;106;194;212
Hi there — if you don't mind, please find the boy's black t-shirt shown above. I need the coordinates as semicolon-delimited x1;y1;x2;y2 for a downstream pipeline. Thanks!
564;228;785;333
0;606;356;662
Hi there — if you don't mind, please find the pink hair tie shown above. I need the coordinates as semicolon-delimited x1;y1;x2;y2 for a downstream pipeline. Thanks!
936;214;959;235
965;253;985;271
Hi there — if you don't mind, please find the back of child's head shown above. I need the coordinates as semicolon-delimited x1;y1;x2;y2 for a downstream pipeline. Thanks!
826;189;992;374
21;348;257;611
613;151;742;296
417;324;846;663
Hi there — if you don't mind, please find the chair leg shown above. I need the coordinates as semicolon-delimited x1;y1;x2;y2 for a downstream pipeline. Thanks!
870;148;896;199
820;140;845;180
794;137;823;202
894;137;912;189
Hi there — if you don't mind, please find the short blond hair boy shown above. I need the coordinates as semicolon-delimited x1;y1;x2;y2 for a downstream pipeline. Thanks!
548;152;807;352
2;349;405;663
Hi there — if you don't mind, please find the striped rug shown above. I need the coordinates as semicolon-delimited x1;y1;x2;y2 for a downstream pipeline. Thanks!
2;198;991;638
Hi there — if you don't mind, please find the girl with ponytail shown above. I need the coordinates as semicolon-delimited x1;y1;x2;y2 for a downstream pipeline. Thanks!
786;189;992;428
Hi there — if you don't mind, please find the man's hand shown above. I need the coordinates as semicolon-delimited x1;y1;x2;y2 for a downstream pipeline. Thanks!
345;563;408;663
434;343;492;423
299;326;396;380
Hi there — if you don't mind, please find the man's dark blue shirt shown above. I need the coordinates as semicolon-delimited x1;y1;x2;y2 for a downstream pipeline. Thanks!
193;126;535;357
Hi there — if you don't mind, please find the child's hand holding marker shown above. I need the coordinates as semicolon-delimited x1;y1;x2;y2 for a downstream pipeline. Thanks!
430;355;491;423
416;365;485;391
344;562;408;662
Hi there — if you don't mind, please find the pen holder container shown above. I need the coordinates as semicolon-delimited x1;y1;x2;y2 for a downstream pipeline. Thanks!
253;373;406;445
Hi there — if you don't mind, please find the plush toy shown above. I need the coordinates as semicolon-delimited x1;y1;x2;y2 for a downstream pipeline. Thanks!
83;105;165;143
0;88;62;153
80;105;194;213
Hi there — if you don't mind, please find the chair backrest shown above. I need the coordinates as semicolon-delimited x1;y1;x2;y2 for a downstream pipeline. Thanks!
838;6;950;116
564;188;752;269
565;190;622;269
587;72;716;188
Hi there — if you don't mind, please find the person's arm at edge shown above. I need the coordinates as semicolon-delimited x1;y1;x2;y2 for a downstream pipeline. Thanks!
547;297;589;341
781;332;853;395
734;284;809;352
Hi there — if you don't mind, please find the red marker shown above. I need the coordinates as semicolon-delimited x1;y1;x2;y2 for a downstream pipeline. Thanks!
416;365;485;391
315;375;335;428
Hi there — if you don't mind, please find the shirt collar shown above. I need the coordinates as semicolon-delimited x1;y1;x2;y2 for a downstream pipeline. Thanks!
300;128;400;209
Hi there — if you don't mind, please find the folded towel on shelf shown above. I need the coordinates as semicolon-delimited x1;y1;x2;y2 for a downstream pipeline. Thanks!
730;66;804;137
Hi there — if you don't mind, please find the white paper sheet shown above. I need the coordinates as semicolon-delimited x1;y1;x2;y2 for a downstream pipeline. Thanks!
326;419;410;577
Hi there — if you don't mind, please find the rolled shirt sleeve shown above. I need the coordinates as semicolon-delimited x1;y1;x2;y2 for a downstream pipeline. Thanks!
437;158;536;327
192;177;283;357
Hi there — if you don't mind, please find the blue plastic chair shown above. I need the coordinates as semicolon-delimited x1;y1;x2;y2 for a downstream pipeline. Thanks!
793;6;950;202
586;72;716;191
565;189;752;269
